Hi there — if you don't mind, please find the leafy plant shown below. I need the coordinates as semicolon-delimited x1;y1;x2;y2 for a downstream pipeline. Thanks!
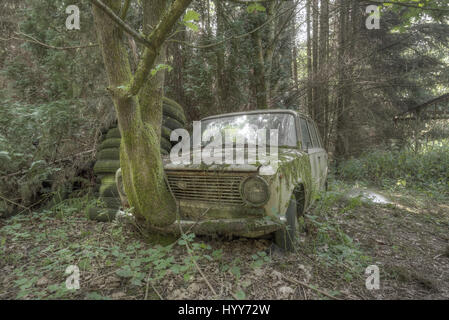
337;143;449;196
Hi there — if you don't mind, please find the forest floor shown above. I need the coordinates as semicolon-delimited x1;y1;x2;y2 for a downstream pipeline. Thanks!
1;181;448;300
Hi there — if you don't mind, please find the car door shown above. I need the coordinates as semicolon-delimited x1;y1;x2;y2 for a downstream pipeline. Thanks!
298;117;320;191
307;119;328;190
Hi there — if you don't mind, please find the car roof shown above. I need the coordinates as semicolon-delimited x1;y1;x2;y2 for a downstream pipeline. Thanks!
201;109;313;122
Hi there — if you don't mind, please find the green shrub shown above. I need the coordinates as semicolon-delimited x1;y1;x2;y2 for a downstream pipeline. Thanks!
337;143;449;194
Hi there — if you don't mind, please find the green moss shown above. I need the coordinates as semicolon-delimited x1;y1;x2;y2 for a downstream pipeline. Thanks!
278;151;315;210
94;160;121;174
92;2;180;229
161;125;172;141
100;174;116;185
162;100;186;124
87;207;117;222
120;121;177;227
163;117;183;131
99;138;121;150
160;136;172;152
97;148;120;161
106;127;122;139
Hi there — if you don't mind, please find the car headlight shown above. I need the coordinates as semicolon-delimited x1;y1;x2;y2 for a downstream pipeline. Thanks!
240;176;270;206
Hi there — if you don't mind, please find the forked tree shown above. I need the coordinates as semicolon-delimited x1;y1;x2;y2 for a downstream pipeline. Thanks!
91;0;192;227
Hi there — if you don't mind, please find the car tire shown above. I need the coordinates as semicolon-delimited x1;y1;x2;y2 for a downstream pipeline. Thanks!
274;195;299;252
99;181;119;198
97;148;120;161
99;196;122;208
163;98;187;124
91;98;185;216
161;125;172;142
160;136;172;153
163;117;184;131
93;160;121;174
106;127;121;139
99;138;121;150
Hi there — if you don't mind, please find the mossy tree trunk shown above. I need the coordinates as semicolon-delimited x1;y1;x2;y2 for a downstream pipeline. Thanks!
91;0;192;227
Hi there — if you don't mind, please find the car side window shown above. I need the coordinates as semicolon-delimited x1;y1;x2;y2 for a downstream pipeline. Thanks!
307;120;320;148
299;117;312;150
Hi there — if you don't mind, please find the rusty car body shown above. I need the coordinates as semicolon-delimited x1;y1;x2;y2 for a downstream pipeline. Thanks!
117;110;328;250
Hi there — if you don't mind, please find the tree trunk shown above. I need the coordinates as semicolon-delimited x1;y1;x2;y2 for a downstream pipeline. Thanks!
318;0;329;146
250;29;268;109
311;0;318;120
263;0;277;108
335;0;349;159
215;0;226;112
92;0;191;227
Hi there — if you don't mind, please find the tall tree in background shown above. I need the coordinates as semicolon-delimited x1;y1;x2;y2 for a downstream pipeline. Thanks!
306;0;312;116
318;0;329;146
335;0;350;158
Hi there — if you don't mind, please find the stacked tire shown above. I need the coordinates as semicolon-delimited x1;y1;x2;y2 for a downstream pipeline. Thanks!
161;97;187;155
88;97;186;222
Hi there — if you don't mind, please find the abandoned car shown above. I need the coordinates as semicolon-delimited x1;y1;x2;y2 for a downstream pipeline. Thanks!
117;110;328;250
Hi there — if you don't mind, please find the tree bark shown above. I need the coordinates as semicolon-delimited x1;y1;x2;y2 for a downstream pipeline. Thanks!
215;0;227;112
250;28;268;109
318;0;329;146
335;0;349;159
311;0;318;120
306;0;312;115
92;0;192;227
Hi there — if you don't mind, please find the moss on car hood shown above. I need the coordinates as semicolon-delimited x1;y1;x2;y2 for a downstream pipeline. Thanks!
162;147;308;176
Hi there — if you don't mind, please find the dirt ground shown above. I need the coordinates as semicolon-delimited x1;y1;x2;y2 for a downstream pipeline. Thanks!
0;184;448;300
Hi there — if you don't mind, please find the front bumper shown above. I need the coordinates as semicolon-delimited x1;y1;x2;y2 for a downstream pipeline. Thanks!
159;217;283;238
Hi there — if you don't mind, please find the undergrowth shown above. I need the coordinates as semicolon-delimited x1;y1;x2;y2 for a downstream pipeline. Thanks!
337;142;449;197
303;179;372;282
0;198;272;300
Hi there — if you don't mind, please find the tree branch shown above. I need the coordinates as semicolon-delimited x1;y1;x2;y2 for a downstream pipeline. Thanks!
0;32;98;50
129;0;193;96
366;1;449;12
89;0;152;47
166;2;296;50
228;0;272;4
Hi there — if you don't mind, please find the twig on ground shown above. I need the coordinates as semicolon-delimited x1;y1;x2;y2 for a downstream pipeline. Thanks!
185;240;218;297
145;273;164;300
281;274;340;300
0;194;31;213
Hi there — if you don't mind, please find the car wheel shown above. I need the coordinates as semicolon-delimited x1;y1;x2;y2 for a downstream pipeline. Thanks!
163;117;184;131
99;138;121;150
274;195;299;252
160;136;172;153
163;97;187;124
93;160;121;175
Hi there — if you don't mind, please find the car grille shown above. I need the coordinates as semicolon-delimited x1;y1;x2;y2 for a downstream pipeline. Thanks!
166;172;245;205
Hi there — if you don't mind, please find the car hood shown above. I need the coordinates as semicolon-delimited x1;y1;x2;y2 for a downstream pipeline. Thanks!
162;147;306;174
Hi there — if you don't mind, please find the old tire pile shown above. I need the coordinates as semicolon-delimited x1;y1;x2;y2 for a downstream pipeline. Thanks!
88;97;186;222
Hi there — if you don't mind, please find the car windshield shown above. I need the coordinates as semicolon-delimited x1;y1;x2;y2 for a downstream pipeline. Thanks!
201;113;297;147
